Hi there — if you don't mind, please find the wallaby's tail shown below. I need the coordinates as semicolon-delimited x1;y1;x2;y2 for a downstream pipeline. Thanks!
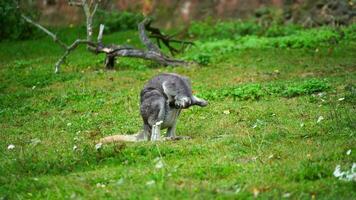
99;133;142;144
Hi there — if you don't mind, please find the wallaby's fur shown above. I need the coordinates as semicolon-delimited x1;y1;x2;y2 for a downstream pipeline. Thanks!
99;73;207;143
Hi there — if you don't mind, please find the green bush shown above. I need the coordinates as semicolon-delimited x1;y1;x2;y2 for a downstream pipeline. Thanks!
264;24;301;37
95;10;144;33
282;79;330;97
0;0;39;40
225;84;264;100
342;24;356;41
188;20;263;39
198;79;330;101
271;27;341;48
190;53;212;65
187;25;345;56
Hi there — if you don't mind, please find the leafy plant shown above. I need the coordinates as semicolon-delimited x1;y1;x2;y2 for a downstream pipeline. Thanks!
199;79;330;100
282;79;330;97
95;10;144;33
185;52;212;65
225;84;264;100
0;0;39;40
188;20;263;39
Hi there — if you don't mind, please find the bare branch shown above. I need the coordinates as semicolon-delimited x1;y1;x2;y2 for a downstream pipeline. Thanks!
24;14;189;73
81;0;100;43
91;1;99;17
138;19;162;54
21;15;68;50
145;22;194;55
97;24;105;44
55;40;97;73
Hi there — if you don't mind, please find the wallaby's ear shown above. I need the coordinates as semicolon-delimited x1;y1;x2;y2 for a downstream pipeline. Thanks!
191;95;208;107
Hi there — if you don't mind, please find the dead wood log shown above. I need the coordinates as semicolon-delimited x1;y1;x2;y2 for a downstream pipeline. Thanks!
22;16;189;73
22;1;189;73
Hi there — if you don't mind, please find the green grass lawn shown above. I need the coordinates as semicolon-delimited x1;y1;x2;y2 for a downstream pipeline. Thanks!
0;26;355;199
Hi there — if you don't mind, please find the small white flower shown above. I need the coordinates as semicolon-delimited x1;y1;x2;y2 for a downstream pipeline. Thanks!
235;187;241;194
7;144;15;150
253;188;259;198
317;116;324;123
317;92;325;97
346;149;351;155
95;143;102;150
283;193;291;198
73;145;78;151
146;180;155;186
223;110;230;115
338;97;345;101
155;160;164;169
96;183;106;188
333;165;344;178
116;178;124;185
30;138;41;146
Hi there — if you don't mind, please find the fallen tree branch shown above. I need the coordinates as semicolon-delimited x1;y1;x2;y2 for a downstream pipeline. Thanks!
144;20;194;55
22;15;189;73
21;15;68;50
54;39;96;73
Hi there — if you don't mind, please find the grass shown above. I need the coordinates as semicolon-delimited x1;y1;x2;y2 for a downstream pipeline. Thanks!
0;23;356;199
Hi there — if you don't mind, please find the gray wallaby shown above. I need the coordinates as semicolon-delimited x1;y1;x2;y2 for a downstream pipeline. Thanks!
99;73;207;143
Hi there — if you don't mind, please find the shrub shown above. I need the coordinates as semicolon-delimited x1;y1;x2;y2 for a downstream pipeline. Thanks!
282;79;330;97
271;27;341;48
190;53;212;65
95;10;144;33
264;24;301;37
342;24;356;41
225;84;264;100
188;20;263;39
198;79;330;101
0;0;39;40
187;25;344;55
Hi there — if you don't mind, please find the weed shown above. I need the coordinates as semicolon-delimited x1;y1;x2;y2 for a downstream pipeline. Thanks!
199;79;330;100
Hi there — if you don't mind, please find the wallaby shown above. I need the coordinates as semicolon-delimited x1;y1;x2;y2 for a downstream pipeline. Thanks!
99;73;207;143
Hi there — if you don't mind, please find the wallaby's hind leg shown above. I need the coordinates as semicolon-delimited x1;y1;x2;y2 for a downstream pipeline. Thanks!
166;124;177;138
137;123;151;141
166;117;191;140
146;98;165;141
151;121;163;141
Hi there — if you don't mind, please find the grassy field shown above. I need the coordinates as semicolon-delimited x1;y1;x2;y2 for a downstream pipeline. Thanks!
0;24;355;199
